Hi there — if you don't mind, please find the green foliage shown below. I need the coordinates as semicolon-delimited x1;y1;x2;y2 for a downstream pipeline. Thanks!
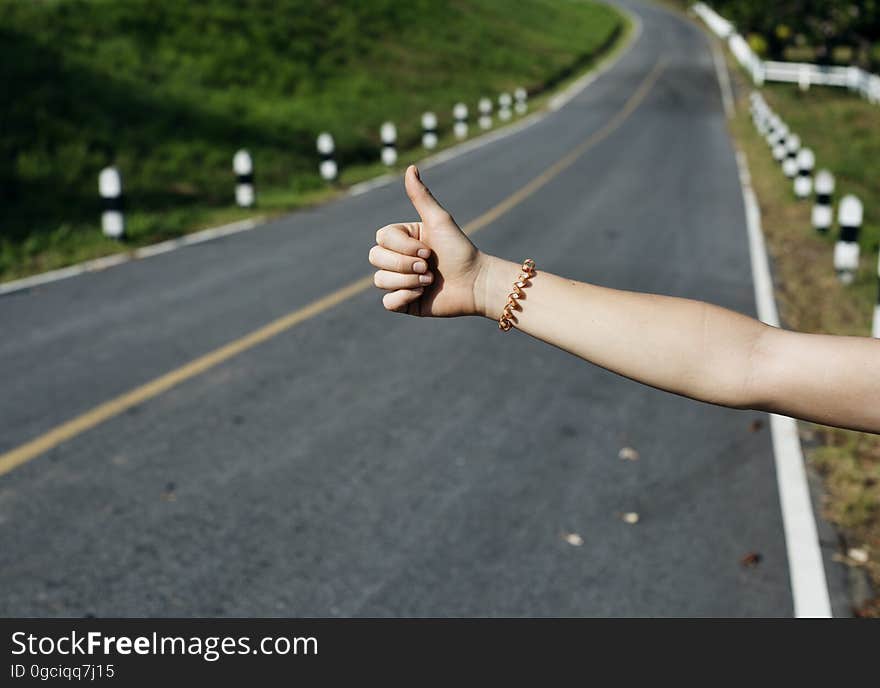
0;0;621;279
713;0;880;65
746;32;769;56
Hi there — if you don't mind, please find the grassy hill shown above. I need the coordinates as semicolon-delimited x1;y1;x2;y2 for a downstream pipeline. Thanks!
0;0;623;279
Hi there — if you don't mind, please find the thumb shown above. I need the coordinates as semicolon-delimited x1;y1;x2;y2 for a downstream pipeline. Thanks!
405;165;449;223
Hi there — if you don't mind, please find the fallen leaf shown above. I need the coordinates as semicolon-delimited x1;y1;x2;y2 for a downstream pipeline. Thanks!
848;547;869;564
618;447;639;461
740;551;762;567
621;512;639;524
562;532;584;547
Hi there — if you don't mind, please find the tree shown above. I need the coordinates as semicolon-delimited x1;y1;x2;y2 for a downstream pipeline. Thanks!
712;0;880;68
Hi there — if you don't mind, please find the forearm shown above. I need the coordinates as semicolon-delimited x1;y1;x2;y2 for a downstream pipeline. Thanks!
476;255;880;433
475;255;773;410
372;167;880;433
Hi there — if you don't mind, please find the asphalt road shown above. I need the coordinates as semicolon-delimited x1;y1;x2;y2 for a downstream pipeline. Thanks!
0;1;846;616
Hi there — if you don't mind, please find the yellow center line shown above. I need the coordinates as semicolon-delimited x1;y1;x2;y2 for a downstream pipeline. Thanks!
0;59;666;478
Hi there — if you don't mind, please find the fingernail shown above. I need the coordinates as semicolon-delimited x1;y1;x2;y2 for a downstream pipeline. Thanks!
419;273;432;284
417;248;431;259
413;261;427;273
414;287;424;294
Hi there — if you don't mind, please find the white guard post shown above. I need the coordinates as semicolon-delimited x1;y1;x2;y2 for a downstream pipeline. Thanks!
233;150;254;208
99;166;124;239
380;122;397;166
811;169;834;234
834;194;863;285
421;112;438;150
453;103;468;140
317;132;338;181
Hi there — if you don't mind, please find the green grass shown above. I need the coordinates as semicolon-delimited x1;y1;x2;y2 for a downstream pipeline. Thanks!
758;85;880;269
0;0;624;280
734;84;880;337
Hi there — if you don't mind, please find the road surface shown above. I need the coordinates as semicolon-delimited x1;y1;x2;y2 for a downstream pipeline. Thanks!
0;1;846;616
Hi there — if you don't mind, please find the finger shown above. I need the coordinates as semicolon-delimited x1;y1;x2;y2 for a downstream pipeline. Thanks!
376;224;431;259
368;245;429;274
404;165;450;224
382;288;423;312
374;269;433;290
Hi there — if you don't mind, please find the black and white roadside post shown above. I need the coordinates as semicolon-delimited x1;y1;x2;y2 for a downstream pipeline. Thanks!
478;97;493;130
793;148;814;199
754;106;767;135
759;109;772;136
751;100;765;134
498;92;512;122
750;92;767;134
233;149;255;208
771;124;788;162
782;133;800;178
758;104;772;137
453;103;468;140
749;90;762;111
771;117;785;146
514;87;527;115
763;114;778;146
767;114;779;136
421;111;438;150
99;166;124;240
763;112;774;142
834;194;863;285
317;132;337;182
380;122;397;166
811;169;834;234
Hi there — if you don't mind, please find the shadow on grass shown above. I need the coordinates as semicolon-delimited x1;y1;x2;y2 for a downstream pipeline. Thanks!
0;28;307;243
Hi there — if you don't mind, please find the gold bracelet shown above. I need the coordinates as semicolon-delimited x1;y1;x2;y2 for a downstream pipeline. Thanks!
498;258;536;332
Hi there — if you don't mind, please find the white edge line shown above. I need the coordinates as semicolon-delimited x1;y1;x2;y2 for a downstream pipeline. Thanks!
735;150;832;618
348;174;397;197
1;5;642;297
0;217;261;296
711;39;736;119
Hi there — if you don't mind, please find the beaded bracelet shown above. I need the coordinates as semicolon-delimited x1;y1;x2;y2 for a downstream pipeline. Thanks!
498;258;536;332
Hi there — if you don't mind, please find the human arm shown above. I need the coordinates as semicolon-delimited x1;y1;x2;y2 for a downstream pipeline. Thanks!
368;166;880;434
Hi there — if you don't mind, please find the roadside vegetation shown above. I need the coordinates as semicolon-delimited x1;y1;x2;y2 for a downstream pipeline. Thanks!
727;57;880;617
0;0;623;280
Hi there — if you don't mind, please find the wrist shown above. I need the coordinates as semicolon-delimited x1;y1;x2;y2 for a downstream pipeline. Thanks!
473;254;520;320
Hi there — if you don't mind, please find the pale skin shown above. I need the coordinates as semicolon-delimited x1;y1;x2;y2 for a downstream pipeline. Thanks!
369;165;880;434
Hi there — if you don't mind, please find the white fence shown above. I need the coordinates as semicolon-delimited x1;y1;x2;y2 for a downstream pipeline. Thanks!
693;2;880;104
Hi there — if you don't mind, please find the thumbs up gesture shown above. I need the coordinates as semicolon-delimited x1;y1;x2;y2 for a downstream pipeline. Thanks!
369;165;488;316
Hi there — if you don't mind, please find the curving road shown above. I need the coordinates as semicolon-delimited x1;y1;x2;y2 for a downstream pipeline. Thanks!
0;1;846;616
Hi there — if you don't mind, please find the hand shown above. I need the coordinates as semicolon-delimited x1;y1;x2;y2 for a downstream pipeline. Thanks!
369;165;488;316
